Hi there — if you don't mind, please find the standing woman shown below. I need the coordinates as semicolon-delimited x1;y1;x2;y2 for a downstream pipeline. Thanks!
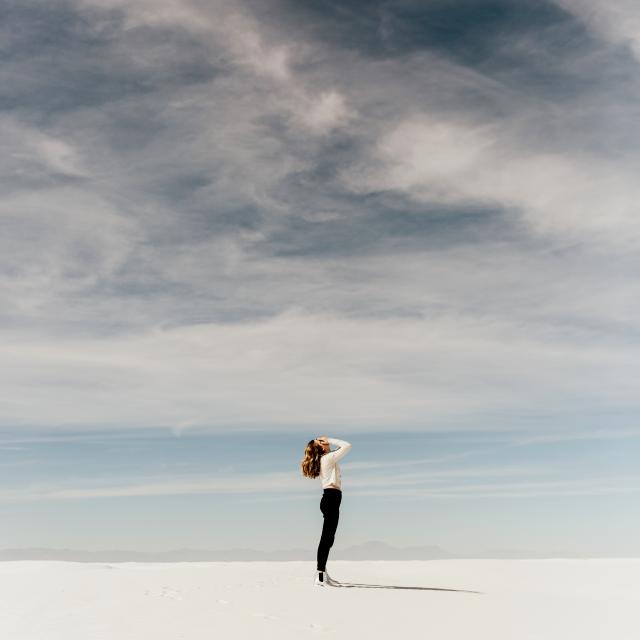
300;435;352;587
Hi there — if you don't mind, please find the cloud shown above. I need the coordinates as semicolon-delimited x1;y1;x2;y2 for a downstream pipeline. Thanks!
0;116;89;179
555;0;640;59
341;110;640;247
0;0;637;432
1;466;637;502
2;305;638;430
510;428;640;446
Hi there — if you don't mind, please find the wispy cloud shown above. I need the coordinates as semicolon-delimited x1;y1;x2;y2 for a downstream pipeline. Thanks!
342;449;489;470
2;307;637;430
509;428;640;446
1;465;635;502
0;0;637;434
351;476;640;499
0;471;297;502
555;0;640;59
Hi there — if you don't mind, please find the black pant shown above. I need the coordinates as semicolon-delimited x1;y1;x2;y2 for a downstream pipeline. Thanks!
316;488;342;571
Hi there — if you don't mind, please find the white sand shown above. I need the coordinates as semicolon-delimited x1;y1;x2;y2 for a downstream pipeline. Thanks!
0;559;638;639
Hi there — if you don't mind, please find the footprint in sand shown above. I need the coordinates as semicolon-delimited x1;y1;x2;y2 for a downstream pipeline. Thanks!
160;586;183;600
143;586;183;600
251;612;279;621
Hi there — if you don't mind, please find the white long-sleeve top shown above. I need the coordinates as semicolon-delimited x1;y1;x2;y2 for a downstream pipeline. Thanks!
320;438;352;490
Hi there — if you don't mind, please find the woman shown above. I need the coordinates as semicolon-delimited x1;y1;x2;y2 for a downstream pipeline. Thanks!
300;434;352;587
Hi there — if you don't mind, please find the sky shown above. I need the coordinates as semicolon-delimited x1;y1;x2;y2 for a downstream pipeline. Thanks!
0;0;639;556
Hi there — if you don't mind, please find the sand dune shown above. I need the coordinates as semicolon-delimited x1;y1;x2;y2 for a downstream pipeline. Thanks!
1;559;638;639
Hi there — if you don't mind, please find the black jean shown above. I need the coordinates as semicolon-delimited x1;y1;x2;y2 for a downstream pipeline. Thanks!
316;488;342;571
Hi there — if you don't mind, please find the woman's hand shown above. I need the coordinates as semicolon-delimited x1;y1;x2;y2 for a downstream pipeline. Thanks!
316;435;329;446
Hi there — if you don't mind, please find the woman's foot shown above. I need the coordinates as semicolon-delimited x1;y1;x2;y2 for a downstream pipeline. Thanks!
314;571;328;587
314;570;339;587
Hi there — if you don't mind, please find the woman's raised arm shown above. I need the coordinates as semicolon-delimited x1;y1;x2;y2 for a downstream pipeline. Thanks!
325;437;352;463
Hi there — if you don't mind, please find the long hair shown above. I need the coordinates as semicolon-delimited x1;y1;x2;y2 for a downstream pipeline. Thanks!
300;439;325;479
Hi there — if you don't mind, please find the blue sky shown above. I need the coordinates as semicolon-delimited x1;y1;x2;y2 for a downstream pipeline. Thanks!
1;426;639;555
1;0;639;555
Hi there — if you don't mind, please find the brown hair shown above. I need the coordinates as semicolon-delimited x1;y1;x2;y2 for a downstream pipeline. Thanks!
300;439;325;479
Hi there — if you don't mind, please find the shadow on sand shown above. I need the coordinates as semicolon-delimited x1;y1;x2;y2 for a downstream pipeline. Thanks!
330;581;482;594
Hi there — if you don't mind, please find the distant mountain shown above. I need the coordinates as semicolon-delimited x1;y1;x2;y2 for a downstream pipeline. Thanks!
0;541;585;562
0;547;310;562
332;540;454;560
470;547;585;559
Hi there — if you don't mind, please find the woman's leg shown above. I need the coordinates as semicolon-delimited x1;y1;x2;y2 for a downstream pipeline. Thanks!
316;492;342;572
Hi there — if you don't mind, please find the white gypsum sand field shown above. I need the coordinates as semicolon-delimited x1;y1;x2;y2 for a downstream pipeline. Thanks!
0;559;638;639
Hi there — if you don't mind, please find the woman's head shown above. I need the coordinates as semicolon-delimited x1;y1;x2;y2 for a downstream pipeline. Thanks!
300;438;327;479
